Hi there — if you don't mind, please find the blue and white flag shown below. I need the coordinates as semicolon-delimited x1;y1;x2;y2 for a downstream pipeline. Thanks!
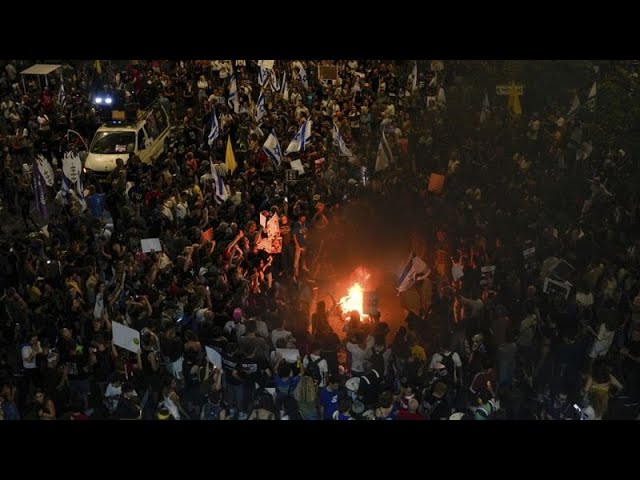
397;253;430;293
35;154;55;187
410;61;418;92
228;64;240;113
332;123;353;157
255;90;266;123
269;69;280;92
61;151;86;210
210;159;229;204
375;131;394;172
299;63;309;90
58;83;66;107
208;109;220;146
258;66;268;87
263;130;284;169
285;120;312;154
282;71;289;101
32;157;48;218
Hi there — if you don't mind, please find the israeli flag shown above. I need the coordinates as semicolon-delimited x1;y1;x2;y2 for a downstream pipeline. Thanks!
208;109;220;146
282;71;288;101
258;66;268;87
285;120;312;154
299;63;309;90
210;159;229;204
375;131;394;172
255;90;266;122
270;69;280;92
397;253;430;293
332;123;352;157
263;130;284;169
228;64;240;113
410;61;418;92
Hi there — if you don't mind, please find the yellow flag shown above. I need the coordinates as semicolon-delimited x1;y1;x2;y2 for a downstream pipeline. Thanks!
94;60;102;75
508;81;522;115
225;135;237;174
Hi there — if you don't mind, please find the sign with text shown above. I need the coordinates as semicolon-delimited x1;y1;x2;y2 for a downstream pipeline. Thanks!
496;84;524;95
285;169;299;182
543;277;571;300
479;265;496;289
318;65;339;81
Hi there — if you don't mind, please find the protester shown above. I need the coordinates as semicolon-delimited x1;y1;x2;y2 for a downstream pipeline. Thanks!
0;59;638;421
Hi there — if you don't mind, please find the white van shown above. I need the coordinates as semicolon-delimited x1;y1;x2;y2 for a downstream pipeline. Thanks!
84;102;171;174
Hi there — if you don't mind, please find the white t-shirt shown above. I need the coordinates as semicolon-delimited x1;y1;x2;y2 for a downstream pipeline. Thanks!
105;383;123;413
224;320;246;341
21;345;37;369
271;329;293;348
303;354;328;387
346;342;371;373
590;324;615;358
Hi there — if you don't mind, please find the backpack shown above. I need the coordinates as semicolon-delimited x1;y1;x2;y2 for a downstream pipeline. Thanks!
439;351;456;382
304;355;323;384
369;347;386;376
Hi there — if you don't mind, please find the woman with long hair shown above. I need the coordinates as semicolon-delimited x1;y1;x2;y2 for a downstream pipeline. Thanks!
293;375;319;420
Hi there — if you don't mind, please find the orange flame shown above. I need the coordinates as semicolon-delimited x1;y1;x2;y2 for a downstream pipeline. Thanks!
339;282;364;315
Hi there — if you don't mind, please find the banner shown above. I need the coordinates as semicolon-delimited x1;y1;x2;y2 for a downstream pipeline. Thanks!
62;151;82;184
35;154;55;187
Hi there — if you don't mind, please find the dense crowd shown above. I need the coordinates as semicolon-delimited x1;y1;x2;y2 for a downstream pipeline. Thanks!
0;59;639;420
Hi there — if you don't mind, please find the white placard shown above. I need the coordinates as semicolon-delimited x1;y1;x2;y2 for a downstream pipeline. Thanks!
543;277;572;300
290;159;305;174
140;238;162;253
205;346;223;370
276;348;299;363
452;263;464;281
259;60;275;70
260;213;267;228
112;322;141;354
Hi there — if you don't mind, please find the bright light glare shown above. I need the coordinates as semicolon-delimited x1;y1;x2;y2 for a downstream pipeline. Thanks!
339;283;364;315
